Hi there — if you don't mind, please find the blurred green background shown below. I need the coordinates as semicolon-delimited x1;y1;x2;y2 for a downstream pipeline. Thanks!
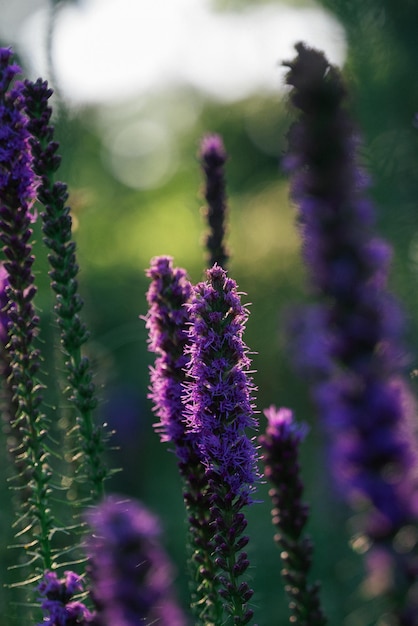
1;0;418;624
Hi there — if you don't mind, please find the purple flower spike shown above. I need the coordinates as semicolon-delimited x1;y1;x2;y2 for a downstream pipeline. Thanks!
260;406;327;626
184;264;257;624
85;495;187;626
199;134;229;268
0;46;54;572
0;49;37;218
185;264;258;500
284;42;418;533
37;570;94;626
284;42;418;623
144;255;192;454
145;256;224;623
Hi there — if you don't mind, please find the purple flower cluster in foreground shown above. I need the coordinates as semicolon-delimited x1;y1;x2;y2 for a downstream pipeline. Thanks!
185;264;258;502
37;570;94;626
145;255;192;456
146;260;258;625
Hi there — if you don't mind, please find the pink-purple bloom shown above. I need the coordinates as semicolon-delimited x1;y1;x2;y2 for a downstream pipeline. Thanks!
144;255;192;458
185;264;258;500
184;264;257;624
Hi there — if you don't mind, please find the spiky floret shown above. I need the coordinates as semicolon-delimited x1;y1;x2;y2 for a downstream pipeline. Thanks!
144;255;222;625
184;264;258;625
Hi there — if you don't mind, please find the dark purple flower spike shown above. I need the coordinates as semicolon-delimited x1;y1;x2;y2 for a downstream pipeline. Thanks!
260;406;327;626
199;134;229;269
284;42;418;622
85;495;187;626
284;41;418;532
184;264;258;625
0;47;54;572
144;255;222;624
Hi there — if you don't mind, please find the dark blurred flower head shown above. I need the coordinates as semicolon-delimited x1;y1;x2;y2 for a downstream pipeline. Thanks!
85;495;187;626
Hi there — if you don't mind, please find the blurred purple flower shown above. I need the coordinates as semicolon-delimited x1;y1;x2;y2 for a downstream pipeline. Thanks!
284;42;418;534
199;133;229;268
261;406;308;539
37;570;94;626
85;495;187;626
260;406;327;625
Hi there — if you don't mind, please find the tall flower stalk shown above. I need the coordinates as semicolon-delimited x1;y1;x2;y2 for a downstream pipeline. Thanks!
0;48;54;573
284;42;418;622
199;134;229;269
144;256;223;625
260;406;327;626
184;264;258;626
23;77;108;502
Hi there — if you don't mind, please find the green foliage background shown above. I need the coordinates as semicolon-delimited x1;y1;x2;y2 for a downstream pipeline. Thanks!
1;1;418;624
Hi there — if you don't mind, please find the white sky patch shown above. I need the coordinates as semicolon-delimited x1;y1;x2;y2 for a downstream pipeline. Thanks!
16;0;346;105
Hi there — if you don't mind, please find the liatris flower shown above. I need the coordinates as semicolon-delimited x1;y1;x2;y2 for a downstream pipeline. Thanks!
284;42;418;622
144;255;222;624
0;47;55;571
85;495;187;626
259;406;327;626
184;264;258;625
199;134;229;269
284;41;418;534
23;77;108;501
37;570;94;626
145;255;192;451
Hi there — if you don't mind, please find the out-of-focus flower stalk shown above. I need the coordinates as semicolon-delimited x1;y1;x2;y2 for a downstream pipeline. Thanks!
284;42;418;623
260;406;327;626
85;495;187;626
199;134;229;269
